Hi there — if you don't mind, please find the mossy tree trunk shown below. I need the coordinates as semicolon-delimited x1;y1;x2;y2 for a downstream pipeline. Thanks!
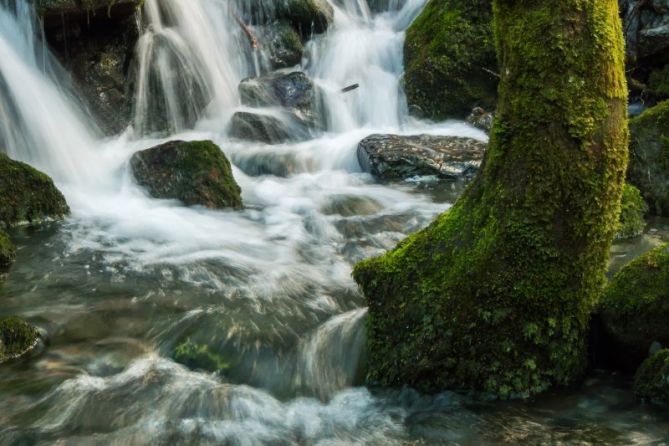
354;0;628;397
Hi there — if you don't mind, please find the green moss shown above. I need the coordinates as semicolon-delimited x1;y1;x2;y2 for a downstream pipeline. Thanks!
634;349;669;405
130;140;243;209
403;0;498;120
628;100;669;215
616;184;647;240
0;153;69;227
280;0;332;36
354;0;628;397
173;339;231;374
0;230;16;271
648;65;669;100
600;245;669;364
0;316;38;363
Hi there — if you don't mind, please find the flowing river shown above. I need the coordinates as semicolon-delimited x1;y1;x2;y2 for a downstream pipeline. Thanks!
0;0;667;444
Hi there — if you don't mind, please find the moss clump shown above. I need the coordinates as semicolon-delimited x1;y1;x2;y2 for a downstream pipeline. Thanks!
616;184;648;240
130;140;243;209
0;316;38;363
0;153;69;227
648;65;669;100
600;245;669;367
403;0;498;120
0;230;16;270
354;0;628;397
634;349;669;405
280;0;333;36
173;339;231;374
628;100;669;216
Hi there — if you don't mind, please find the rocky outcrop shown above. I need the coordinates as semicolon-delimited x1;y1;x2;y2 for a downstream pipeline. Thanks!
0;154;70;227
130;140;243;209
634;348;669;405
0;316;39;364
628;100;669;215
37;0;141;135
357;134;486;182
600;245;669;370
403;0;497;120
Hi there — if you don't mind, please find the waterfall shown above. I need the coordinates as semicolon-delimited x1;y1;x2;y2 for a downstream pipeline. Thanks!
0;1;99;184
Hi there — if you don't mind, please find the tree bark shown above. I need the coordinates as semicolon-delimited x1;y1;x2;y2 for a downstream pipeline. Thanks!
354;0;628;397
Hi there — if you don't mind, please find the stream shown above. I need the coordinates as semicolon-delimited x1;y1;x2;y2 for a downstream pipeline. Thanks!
0;0;668;444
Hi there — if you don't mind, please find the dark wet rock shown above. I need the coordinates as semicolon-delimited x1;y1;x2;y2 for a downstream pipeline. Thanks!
0;230;15;271
600;244;669;370
616;184;648;240
628;100;669;215
232;151;310;178
0;316;39;364
236;0;333;37
239;71;325;130
0;153;70;227
466;107;494;133
229;112;295;144
130;140;243;209
37;0;141;135
255;23;304;69
357;134;486;182
403;0;498;120
634;348;669;405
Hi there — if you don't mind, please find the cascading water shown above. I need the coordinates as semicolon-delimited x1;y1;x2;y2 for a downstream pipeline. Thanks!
1;1;666;444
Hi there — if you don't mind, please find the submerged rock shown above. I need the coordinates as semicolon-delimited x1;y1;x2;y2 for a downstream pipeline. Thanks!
239;71;325;129
173;338;231;374
0;153;70;226
280;0;333;37
130;140;243;209
616;184;648;240
357;134;486;182
0;316;39;364
403;0;498;120
0;230;16;270
600;245;669;369
629;100;669;215
229;112;295;144
634;348;669;405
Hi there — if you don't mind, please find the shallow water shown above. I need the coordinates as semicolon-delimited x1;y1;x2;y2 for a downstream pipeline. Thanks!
1;0;668;444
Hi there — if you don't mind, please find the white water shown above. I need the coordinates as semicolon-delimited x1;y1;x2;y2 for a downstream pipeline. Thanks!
0;0;494;442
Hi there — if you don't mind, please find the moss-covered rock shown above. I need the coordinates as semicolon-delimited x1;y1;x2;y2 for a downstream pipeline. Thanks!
280;0;333;37
616;184;648;240
629;100;669;216
130;140;243;209
403;0;498;120
354;0;628;397
173;339;231;374
600;245;669;368
0;316;39;364
0;153;69;226
0;230;16;271
256;22;304;69
634;348;669;405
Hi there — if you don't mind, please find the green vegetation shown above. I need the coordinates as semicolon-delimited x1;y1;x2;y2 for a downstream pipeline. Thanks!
354;0;628;397
0;153;69;227
0;230;16;270
616;184;647;240
600;245;669;365
403;0;497;120
173;339;231;374
634;348;669;405
0;316;38;363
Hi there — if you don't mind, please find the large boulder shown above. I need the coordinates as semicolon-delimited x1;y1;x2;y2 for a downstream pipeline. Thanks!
357;134;486;182
0;154;69;226
130;140;243;209
0;230;16;271
254;23;304;69
403;0;497;120
37;0;141;135
628;100;669;215
0;316;39;364
600;245;669;369
634;348;669;405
